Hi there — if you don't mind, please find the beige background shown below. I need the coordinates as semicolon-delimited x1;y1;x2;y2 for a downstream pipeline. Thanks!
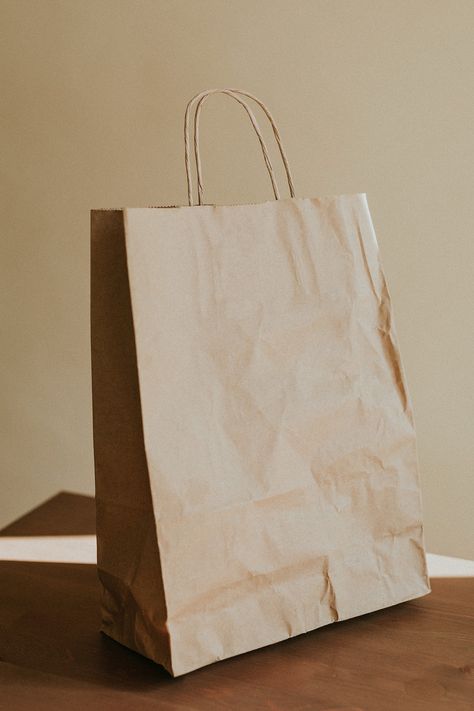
1;0;473;558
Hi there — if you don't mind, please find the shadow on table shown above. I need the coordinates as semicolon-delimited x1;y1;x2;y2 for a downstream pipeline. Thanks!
0;559;174;691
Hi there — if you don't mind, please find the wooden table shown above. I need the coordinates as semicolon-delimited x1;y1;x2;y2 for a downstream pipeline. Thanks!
0;493;472;710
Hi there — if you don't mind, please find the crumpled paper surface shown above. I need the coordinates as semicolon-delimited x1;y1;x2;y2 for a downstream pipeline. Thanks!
91;194;430;676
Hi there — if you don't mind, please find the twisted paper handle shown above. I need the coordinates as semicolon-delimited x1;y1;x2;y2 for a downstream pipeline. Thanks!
184;88;296;206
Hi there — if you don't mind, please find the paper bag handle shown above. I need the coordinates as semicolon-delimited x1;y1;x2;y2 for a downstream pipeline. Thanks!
184;89;296;206
193;91;280;205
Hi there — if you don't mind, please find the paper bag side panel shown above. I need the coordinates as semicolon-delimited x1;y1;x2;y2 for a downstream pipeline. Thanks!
90;209;172;673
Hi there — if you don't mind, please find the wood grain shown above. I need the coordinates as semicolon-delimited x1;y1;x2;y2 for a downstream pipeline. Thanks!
0;494;472;710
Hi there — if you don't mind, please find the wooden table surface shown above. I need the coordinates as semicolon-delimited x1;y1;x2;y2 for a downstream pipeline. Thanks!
0;493;472;710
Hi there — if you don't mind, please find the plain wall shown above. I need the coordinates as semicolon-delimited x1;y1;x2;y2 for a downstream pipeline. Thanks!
1;0;473;558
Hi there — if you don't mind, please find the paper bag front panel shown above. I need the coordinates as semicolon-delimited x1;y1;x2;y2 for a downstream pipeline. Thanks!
123;194;429;675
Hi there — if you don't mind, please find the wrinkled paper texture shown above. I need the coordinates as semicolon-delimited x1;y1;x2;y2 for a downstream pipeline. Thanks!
91;194;429;676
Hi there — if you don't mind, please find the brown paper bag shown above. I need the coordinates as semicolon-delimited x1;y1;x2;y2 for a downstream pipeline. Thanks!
91;89;430;677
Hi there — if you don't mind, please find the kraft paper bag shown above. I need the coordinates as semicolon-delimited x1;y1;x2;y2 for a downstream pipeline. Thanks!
91;88;430;677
